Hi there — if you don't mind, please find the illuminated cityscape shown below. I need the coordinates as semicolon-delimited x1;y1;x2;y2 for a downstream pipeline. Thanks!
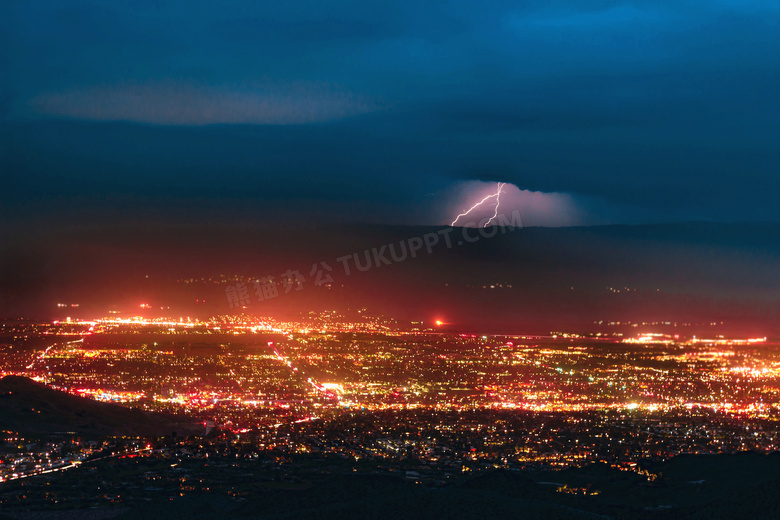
1;309;779;517
2;313;778;476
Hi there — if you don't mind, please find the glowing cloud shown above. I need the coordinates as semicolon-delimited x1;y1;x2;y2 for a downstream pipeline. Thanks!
445;180;593;227
451;182;505;227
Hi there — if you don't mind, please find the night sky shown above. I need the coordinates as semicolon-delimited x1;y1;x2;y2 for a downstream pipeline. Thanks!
2;0;778;229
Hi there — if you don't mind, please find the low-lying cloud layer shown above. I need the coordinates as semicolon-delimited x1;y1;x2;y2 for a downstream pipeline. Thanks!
29;82;377;125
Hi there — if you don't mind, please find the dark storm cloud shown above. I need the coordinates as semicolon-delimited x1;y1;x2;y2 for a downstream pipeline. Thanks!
1;0;778;224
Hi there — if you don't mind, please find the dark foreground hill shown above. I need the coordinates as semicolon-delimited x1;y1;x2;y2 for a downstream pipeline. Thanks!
4;450;780;519
0;375;201;437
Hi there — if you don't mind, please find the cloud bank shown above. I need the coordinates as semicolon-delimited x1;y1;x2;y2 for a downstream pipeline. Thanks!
2;0;778;225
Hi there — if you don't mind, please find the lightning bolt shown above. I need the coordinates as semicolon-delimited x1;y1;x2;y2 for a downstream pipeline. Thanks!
450;182;505;227
484;182;505;227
